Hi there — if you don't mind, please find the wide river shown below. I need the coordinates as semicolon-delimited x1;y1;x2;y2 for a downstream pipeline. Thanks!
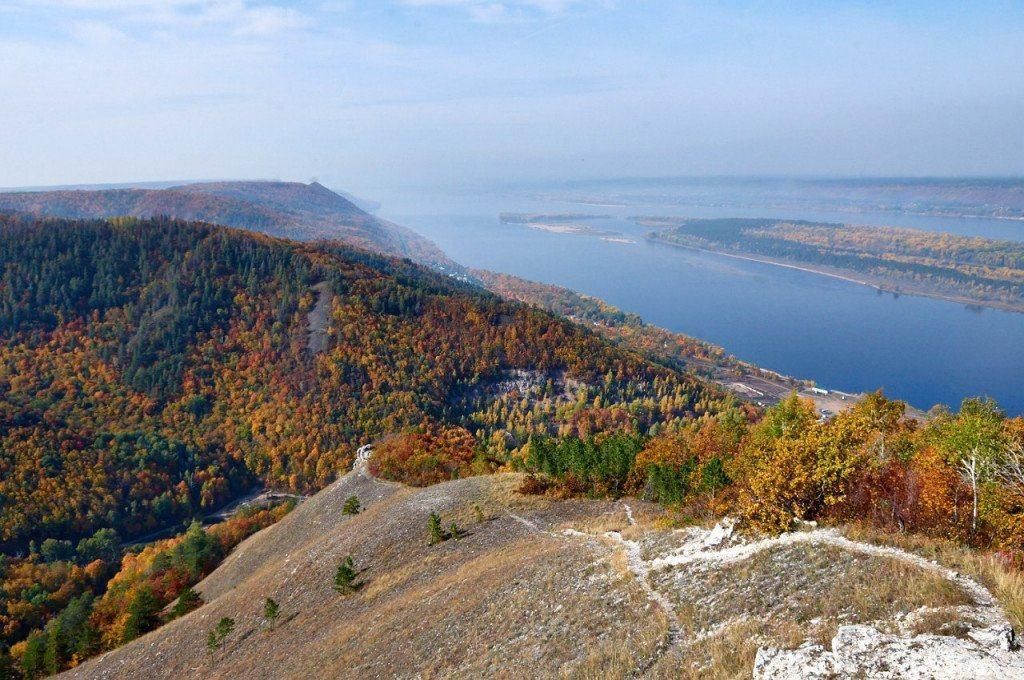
377;184;1024;415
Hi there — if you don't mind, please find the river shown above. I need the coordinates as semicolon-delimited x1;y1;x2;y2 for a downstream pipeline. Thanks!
376;181;1024;415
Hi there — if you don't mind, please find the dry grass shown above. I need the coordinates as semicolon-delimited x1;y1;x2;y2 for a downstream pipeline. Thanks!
843;524;1024;630
646;542;976;677
69;473;667;680
68;473;1018;680
909;608;974;638
650;618;802;680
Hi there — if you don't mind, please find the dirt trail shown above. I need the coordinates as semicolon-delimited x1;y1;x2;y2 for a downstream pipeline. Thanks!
556;509;1016;678
306;281;331;354
649;526;1004;625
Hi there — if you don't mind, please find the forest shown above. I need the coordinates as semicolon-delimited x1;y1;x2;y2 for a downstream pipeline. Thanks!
0;214;740;673
506;392;1024;561
0;214;740;547
644;217;1024;311
473;269;733;371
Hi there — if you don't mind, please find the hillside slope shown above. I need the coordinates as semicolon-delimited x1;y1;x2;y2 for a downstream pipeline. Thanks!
62;468;1024;679
0;181;455;271
63;470;666;679
0;214;729;551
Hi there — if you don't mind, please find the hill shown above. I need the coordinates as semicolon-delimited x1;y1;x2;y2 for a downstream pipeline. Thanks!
61;467;1024;679
0;181;456;272
0;213;730;549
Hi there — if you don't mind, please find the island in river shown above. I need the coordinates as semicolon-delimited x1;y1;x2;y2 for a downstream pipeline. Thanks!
641;217;1024;314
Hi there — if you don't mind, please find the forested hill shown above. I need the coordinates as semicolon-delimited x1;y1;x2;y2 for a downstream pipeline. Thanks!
0;214;734;553
0;180;456;272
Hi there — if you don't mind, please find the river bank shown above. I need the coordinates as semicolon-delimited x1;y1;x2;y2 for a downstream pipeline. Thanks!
647;233;1024;315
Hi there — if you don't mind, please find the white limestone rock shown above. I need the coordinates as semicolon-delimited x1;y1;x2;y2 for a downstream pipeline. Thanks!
754;624;1024;679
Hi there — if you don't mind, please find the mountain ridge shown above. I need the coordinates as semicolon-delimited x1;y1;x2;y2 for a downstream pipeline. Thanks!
0;181;454;272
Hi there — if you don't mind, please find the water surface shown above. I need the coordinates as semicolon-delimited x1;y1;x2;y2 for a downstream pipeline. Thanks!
377;184;1024;414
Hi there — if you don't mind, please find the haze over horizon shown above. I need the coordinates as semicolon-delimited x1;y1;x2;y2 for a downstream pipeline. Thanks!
2;1;1022;196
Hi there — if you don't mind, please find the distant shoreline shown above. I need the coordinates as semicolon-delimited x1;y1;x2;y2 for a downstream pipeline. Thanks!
647;234;1024;315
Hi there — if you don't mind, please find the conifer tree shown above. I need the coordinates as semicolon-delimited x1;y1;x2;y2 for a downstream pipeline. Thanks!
169;587;203;620
342;495;361;515
263;598;280;629
427;512;445;545
333;555;360;594
122;586;161;643
207;617;235;653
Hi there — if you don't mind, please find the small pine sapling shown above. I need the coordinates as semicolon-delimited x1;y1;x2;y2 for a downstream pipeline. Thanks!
207;617;235;653
333;555;361;594
342;495;361;516
427;512;445;545
263;598;280;629
449;521;461;540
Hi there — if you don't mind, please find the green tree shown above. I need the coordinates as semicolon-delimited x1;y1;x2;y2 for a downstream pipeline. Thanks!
21;633;47;680
206;631;219;655
122;586;161;643
76;528;121;563
43;620;66;676
0;644;15;680
169;587;203;620
427;512;445;545
263;598;280;629
342;495;361;515
932;397;1006;535
207;617;235;653
333;555;360;594
39;538;74;563
449;521;461;540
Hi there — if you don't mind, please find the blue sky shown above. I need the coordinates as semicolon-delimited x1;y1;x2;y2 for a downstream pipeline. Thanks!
1;1;1022;193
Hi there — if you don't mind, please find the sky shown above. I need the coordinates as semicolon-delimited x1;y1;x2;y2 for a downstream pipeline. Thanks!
1;1;1022;195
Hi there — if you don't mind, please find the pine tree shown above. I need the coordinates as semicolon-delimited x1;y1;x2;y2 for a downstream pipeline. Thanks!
206;630;219;655
122;586;161;643
333;555;360;594
342;495;361;515
21;633;46;679
207;617;235;654
263;598;280;629
427;512;445;545
169;587;203;620
449;521;460;540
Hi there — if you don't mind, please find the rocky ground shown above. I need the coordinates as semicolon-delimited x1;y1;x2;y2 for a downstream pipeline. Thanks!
62;466;1024;679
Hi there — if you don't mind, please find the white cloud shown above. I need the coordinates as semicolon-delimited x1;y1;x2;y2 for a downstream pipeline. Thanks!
397;0;606;22
10;0;311;38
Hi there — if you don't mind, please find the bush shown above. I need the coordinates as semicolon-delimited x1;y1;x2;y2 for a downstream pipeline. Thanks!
370;425;478;486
